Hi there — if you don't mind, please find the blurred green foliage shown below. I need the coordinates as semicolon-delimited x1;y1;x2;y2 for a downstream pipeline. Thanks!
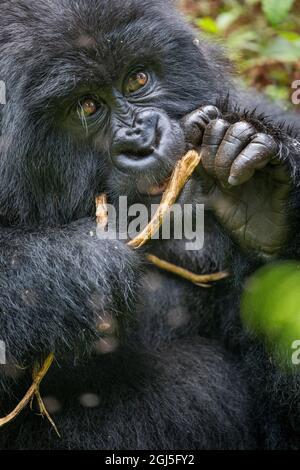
180;0;300;109
242;262;300;370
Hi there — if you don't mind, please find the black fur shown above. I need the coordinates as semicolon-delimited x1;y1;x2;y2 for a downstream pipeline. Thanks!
0;0;299;450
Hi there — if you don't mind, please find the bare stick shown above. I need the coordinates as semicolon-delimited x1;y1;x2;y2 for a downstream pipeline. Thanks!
146;254;229;287
34;389;60;437
96;194;108;229
0;353;54;427
128;150;201;249
32;362;60;437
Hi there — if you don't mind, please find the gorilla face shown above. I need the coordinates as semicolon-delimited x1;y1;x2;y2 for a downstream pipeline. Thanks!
67;60;186;204
0;0;229;224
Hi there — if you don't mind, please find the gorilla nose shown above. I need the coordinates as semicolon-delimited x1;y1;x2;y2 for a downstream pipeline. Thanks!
111;113;160;172
113;129;155;158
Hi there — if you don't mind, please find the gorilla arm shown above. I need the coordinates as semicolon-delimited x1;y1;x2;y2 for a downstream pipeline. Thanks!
0;220;140;370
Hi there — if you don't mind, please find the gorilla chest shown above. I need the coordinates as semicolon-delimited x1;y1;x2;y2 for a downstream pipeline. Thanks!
135;266;223;345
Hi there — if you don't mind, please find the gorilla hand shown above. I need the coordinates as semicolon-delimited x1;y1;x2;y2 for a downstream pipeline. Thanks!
182;105;292;255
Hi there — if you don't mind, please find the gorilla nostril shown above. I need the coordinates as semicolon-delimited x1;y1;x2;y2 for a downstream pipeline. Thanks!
125;128;142;138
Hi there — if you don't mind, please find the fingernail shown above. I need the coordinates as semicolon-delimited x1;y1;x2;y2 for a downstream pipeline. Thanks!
228;176;240;186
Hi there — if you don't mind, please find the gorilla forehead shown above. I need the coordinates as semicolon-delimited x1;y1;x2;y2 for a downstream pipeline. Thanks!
0;0;196;101
1;0;185;67
1;0;168;27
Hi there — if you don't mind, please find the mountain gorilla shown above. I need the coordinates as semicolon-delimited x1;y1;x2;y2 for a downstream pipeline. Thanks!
0;0;300;450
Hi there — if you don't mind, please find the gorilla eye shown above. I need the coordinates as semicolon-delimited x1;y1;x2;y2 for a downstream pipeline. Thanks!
78;98;99;118
125;71;149;95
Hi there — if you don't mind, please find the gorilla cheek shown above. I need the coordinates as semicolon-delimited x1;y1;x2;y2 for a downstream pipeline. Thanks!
156;114;186;164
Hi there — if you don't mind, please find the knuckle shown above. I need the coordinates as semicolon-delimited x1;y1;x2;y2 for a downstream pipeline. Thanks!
203;119;229;141
203;119;230;152
182;106;222;136
229;121;256;137
210;118;230;131
206;118;228;131
182;111;205;131
198;105;222;122
224;122;256;146
182;117;205;146
252;133;277;150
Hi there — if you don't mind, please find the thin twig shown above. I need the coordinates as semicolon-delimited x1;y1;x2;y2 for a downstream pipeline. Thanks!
95;194;108;229
0;353;55;427
128;150;201;248
32;362;60;437
34;388;60;437
146;254;229;287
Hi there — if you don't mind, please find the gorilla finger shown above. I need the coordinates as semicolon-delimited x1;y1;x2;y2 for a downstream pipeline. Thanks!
182;105;222;148
215;121;257;185
201;119;230;178
228;133;277;186
197;105;222;123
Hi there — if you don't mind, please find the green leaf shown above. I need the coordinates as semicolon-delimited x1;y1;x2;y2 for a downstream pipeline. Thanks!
264;85;289;104
196;17;219;35
226;29;260;54
262;0;295;26
279;31;300;42
262;37;300;62
216;10;242;32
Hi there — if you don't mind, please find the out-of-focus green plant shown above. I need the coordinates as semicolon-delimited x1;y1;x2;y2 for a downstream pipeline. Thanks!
262;0;295;26
241;262;300;370
180;0;300;109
